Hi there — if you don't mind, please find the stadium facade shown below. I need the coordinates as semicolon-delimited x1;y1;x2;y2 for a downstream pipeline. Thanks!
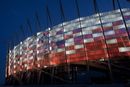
6;8;130;84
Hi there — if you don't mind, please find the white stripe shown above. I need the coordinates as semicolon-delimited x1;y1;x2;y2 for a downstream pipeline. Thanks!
119;47;130;52
123;12;130;16
93;33;103;37
55;27;62;32
37;44;42;48
81;19;100;27
113;24;125;30
73;24;80;29
64;26;74;32
56;34;64;41
49;30;56;36
66;50;75;55
103;23;112;27
84;38;94;43
82;30;92;35
102;17;122;23
75;44;84;49
65;38;74;43
105;30;115;36
102;14;121;20
83;25;101;31
57;48;65;52
37;32;42;35
112;17;122;22
121;8;129;12
28;50;33;54
65;42;74;47
127;24;130;27
27;37;32;40
81;23;87;27
65;31;73;35
106;39;117;44
29;56;33;60
14;60;16;63
24;64;28;67
126;20;130;24
37;50;40;54
73;32;82;37
50;47;52;50
37;38;39;42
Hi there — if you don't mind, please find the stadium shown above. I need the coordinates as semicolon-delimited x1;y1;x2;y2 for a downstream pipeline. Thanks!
6;8;130;85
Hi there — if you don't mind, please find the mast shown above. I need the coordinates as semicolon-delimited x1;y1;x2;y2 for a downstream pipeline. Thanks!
26;18;33;35
116;0;130;39
59;0;72;81
35;11;41;32
93;0;113;82
74;0;91;83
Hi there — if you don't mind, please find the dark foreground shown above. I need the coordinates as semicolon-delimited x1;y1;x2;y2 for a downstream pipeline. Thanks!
6;57;130;86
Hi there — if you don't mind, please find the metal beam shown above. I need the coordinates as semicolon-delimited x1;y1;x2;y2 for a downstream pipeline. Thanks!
93;0;114;82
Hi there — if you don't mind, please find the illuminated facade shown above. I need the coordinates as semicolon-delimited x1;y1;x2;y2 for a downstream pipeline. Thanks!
7;8;130;76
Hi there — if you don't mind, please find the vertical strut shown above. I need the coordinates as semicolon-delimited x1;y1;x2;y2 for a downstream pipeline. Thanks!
59;0;72;81
93;0;113;82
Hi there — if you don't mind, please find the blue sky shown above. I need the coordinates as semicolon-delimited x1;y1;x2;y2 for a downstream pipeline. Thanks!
0;0;130;84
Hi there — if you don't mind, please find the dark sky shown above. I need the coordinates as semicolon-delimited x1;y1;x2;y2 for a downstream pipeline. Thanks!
0;0;130;84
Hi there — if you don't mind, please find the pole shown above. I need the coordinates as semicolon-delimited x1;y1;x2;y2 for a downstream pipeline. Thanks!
74;0;91;83
35;11;41;32
93;0;113;82
26;18;33;35
46;6;55;84
59;0;72;81
113;0;116;10
116;0;130;39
